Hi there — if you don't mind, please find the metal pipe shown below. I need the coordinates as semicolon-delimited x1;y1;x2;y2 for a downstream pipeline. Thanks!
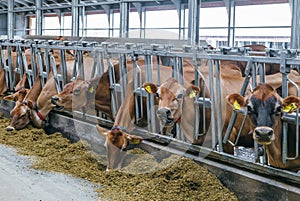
35;0;42;36
119;1;129;38
72;0;80;37
187;0;200;46
7;0;14;39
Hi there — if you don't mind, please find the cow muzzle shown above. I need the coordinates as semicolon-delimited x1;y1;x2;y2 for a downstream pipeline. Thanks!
51;96;64;110
253;126;274;144
156;108;174;126
6;125;15;131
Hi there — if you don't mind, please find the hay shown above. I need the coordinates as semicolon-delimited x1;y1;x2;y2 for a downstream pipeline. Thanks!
0;116;237;201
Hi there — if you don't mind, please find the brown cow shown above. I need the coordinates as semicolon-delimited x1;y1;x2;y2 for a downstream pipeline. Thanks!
5;76;42;131
4;55;95;130
143;77;209;144
50;58;119;120
226;83;300;171
96;125;142;171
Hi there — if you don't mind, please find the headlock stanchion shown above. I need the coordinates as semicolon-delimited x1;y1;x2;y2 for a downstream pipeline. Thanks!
0;38;299;175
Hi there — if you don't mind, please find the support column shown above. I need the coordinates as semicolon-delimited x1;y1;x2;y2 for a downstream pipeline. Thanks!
225;0;236;47
188;0;200;46
71;0;80;37
290;0;300;49
119;1;129;38
7;0;14;39
35;0;42;36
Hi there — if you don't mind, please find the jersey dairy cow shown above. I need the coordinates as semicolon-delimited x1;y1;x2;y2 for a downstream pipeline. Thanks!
143;77;209;144
226;83;300;171
6;76;42;131
96;125;142;171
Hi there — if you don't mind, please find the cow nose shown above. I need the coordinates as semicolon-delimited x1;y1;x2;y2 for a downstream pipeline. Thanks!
51;96;59;103
157;108;171;118
254;127;273;139
6;126;15;131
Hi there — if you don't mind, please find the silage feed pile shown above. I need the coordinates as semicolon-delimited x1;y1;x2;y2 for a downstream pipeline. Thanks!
0;115;238;201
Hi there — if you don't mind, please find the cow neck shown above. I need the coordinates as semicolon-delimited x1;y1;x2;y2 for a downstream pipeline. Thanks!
82;80;99;115
34;101;45;121
175;94;185;124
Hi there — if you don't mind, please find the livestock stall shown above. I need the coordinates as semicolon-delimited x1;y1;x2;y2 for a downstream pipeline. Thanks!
0;37;300;200
0;0;300;200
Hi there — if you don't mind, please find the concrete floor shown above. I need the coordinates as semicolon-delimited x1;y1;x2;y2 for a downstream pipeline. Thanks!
0;144;101;201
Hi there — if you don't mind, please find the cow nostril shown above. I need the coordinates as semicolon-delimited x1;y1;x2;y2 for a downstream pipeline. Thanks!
6;126;14;131
51;96;59;101
255;130;261;138
267;130;273;137
157;108;171;116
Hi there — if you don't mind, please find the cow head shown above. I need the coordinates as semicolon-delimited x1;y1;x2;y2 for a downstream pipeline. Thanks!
7;100;31;131
226;83;300;145
51;77;98;112
4;89;31;131
96;125;142;171
143;77;200;128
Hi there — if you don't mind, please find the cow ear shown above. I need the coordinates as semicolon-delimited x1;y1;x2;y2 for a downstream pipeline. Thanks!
186;85;200;98
3;94;15;102
282;96;300;113
226;93;247;111
126;133;143;145
143;83;158;94
96;125;108;136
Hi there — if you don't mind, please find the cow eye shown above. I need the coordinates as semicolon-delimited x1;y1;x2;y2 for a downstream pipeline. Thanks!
176;94;183;99
247;105;253;114
274;106;282;116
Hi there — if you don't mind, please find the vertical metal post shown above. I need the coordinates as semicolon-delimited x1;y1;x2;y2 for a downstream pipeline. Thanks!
35;0;43;36
188;0;200;46
119;1;129;38
72;0;80;37
7;0;14;40
290;0;300;49
225;0;236;47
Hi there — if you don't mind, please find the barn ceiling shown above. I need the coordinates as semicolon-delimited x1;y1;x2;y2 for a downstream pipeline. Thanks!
0;0;289;13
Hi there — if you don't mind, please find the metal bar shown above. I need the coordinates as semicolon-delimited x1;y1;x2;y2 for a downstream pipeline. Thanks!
7;0;14;40
187;0;200;46
35;0;42;36
72;0;80;37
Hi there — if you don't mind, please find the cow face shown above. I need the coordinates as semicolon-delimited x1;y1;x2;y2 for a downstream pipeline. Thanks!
7;101;31;131
51;77;96;111
96;125;142;171
226;83;300;145
143;78;200;128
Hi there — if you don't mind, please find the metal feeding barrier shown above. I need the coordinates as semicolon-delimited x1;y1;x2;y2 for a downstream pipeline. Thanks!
0;38;300;183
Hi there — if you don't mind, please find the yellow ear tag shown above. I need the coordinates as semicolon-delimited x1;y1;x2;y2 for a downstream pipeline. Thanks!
145;86;152;93
189;90;196;98
132;138;140;144
233;100;241;110
282;102;297;113
89;86;94;93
